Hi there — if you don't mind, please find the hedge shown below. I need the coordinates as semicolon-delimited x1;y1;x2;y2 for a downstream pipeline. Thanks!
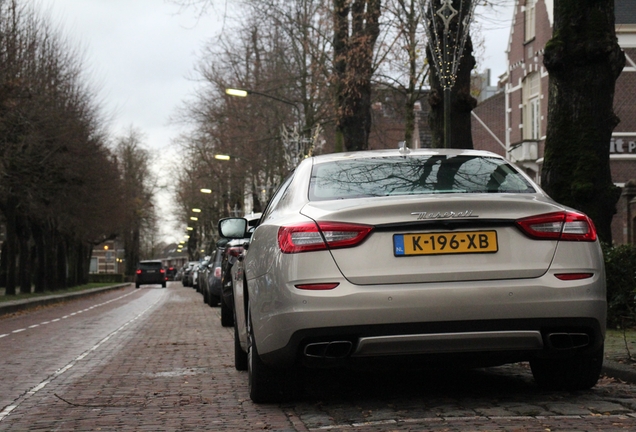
603;243;636;328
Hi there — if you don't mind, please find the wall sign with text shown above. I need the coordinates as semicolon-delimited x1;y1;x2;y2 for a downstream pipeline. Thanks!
611;138;636;154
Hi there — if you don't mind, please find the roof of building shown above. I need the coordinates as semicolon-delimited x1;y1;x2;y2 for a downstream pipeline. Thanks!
616;0;636;25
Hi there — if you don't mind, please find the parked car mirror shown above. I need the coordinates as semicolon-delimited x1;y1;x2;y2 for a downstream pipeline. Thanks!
218;218;248;239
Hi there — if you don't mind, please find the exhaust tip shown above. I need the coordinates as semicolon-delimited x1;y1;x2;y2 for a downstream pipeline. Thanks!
304;341;353;359
548;332;590;350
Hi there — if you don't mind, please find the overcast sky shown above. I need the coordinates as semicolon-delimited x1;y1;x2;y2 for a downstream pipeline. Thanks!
37;0;515;244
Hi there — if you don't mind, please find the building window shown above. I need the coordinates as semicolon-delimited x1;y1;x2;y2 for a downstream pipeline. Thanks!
523;73;541;140
525;0;536;41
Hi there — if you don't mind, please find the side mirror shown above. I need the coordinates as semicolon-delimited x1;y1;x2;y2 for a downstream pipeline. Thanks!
218;218;248;239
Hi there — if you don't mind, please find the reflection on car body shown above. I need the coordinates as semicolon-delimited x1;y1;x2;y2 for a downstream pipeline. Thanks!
220;149;606;403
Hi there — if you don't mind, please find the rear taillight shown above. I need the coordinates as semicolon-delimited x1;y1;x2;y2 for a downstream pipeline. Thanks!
136;269;142;275
278;221;373;254
160;269;165;274
227;246;243;257
516;211;597;242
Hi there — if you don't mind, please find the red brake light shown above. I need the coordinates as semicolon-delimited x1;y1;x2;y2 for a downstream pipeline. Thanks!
295;283;340;290
515;211;597;242
160;269;165;274
555;273;594;281
136;269;142;274
278;221;373;254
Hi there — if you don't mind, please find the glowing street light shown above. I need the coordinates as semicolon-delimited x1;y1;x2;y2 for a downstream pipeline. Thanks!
190;216;198;221
200;188;212;194
214;154;231;161
225;88;248;97
192;208;202;213
187;227;193;231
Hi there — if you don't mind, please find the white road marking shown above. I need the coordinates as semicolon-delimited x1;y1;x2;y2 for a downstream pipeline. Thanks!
0;334;7;339
0;291;138;339
0;293;163;422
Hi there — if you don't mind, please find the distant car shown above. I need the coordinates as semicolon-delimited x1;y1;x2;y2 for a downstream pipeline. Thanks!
219;213;261;327
181;261;198;287
220;148;606;403
165;266;178;281
135;260;166;288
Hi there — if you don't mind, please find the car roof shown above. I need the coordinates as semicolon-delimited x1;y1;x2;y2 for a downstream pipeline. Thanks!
309;148;503;164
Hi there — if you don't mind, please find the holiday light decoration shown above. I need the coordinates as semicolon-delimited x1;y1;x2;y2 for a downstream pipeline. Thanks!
420;0;476;147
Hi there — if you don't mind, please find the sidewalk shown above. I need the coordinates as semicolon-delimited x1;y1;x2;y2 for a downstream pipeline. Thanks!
0;283;131;317
1;285;635;384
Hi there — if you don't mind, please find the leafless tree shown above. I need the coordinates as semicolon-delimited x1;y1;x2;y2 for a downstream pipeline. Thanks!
114;129;158;276
0;0;123;294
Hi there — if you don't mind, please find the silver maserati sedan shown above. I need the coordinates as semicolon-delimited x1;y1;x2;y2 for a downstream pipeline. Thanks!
219;148;606;403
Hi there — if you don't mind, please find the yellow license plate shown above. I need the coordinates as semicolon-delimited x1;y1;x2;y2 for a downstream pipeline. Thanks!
394;231;498;256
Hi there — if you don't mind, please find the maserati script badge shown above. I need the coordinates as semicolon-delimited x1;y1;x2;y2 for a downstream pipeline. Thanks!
411;210;479;220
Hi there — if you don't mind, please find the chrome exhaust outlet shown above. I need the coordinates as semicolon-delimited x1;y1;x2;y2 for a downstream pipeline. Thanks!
547;332;590;350
304;341;353;359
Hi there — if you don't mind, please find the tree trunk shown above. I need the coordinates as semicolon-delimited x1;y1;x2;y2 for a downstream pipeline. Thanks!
332;0;381;152
31;222;47;293
541;0;625;244
4;196;18;295
0;241;7;288
17;218;31;293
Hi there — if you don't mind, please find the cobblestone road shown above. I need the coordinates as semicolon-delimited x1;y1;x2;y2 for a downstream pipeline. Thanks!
2;283;636;431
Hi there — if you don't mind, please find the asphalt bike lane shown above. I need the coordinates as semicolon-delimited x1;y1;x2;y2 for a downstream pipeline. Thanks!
0;285;166;422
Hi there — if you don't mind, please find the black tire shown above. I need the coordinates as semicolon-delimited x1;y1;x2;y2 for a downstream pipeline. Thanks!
235;317;248;371
221;298;233;327
135;283;140;289
208;294;220;307
530;344;604;391
247;312;299;403
161;282;166;288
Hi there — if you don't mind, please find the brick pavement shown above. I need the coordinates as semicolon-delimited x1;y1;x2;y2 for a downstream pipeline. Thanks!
0;284;305;432
3;284;636;431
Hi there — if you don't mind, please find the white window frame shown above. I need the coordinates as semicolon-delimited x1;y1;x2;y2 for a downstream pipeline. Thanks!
525;0;536;42
523;73;541;140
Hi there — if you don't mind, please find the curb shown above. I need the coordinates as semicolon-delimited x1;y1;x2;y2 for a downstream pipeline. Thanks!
0;283;131;317
602;359;636;384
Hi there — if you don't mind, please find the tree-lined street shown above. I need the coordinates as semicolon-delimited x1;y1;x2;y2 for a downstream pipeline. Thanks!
2;285;636;431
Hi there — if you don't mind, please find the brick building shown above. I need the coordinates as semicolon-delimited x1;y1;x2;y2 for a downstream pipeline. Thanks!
472;0;636;245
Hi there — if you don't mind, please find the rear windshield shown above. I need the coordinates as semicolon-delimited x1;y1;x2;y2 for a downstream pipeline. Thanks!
309;155;535;201
139;262;162;270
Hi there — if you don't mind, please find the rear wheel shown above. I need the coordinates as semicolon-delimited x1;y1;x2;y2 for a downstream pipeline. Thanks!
530;344;604;391
247;311;299;403
135;283;140;289
161;282;166;288
221;299;233;327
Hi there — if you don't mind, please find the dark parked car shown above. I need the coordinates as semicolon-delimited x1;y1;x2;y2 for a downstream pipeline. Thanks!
219;213;261;327
135;260;166;288
203;246;225;307
181;261;198;287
